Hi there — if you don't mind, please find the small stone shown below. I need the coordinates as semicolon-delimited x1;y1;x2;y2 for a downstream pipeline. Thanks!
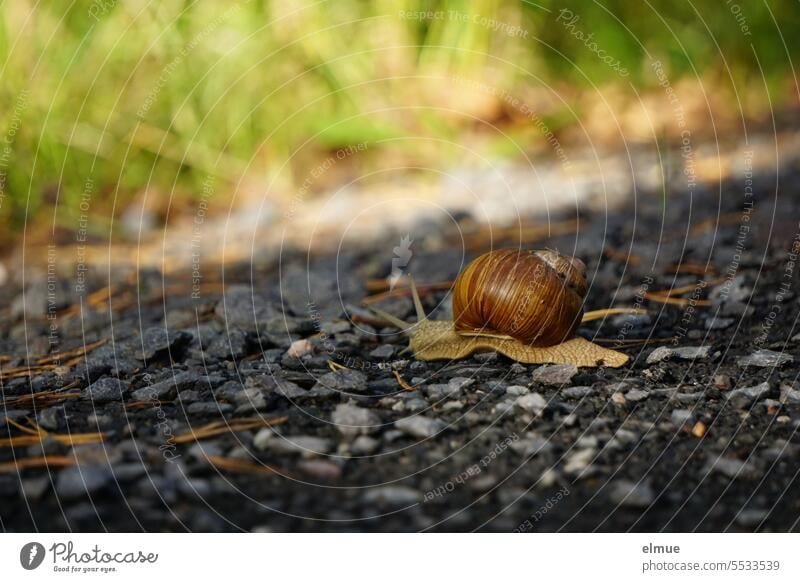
611;392;626;405
21;477;51;500
780;383;800;404
369;344;395;360
704;317;734;330
298;460;341;480
395;415;446;438
332;403;381;438
561;386;592;399
253;427;275;451
510;437;552;457
670;409;694;429
205;329;248;359
351;435;380;455
505;385;529;396
131;371;197;401
515;393;548;415
647;345;711;365
609;480;654;507
737;350;793;368
261;435;332;457
713;374;732;390
707;456;758;480
287;339;314;358
564;448;595;476
37;407;65;431
134;327;191;361
186;401;234;415
531;364;577;386
425;378;471;400
363;485;421;506
735;509;769;527
83;377;128;403
313;369;368;393
56;465;112;499
726;382;771;408
611;313;652;329
625;388;649;402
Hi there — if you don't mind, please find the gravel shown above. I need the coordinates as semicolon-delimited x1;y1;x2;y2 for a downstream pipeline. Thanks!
646;345;712;364
515;393;548;415
395;415;447;438
531;364;577;386
726;382;771;408
83;377;128;403
609;480;655;508
56;466;113;500
332;403;381;438
737;350;794;368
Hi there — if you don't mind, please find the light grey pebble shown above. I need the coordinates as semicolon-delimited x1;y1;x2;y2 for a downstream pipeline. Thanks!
425;383;461;400
351;435;380;455
56;465;112;499
625;388;649;402
369;344;395;360
253;427;275;451
332;403;381;438
395;415;446;439
561;386;592;399
704;317;734;330
313;369;368;393
735;508;769;527
737;350;793;368
363;485;421;506
510;437;552;457
131;371;196;401
298;460;342;480
670;409;695;428
515;393;548;415
21;477;51;500
531;364;577;386
707;456;758;480
505;385;529;396
611;313;652;329
564;448;595;476
83;377;128;403
647;345;711;365
37;406;65;430
780;383;800;404
186;401;234;415
609;480;655;507
261;435;331;457
726;382;770;408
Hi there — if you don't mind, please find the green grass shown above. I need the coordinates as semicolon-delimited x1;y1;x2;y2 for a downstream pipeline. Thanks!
0;0;797;238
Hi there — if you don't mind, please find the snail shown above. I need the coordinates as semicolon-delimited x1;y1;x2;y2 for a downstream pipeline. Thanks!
369;249;629;368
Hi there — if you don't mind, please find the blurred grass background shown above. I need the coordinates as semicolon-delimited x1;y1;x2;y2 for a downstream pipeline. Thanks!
0;0;797;244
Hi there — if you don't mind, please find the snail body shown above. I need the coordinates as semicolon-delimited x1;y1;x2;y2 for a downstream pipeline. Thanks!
370;249;629;368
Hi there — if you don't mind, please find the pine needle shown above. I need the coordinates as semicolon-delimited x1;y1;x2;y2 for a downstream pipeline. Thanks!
172;416;288;444
581;308;647;322
0;456;77;472
205;455;283;476
393;370;415;391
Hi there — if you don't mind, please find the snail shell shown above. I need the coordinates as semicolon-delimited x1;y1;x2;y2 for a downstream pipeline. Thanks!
452;249;587;346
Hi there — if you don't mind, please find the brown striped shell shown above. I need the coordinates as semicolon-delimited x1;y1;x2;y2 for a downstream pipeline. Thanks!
452;249;587;346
